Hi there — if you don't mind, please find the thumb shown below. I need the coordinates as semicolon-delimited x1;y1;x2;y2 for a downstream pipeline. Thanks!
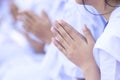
41;10;49;19
82;25;95;44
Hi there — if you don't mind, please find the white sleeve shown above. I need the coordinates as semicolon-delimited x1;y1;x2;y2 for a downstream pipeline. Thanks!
94;7;120;80
98;49;120;80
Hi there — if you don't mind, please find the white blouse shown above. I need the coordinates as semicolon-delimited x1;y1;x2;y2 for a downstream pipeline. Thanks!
94;7;120;80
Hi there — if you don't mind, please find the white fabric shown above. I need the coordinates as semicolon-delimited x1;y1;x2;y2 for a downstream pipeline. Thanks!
94;7;120;80
14;0;34;10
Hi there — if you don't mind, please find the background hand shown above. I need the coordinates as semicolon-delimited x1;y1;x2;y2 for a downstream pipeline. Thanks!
18;11;52;44
10;1;19;21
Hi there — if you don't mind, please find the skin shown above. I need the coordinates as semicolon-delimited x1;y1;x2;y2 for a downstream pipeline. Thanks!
18;10;52;44
18;10;52;53
10;1;18;22
76;0;118;20
1;0;44;53
51;20;99;80
9;2;45;53
51;0;120;80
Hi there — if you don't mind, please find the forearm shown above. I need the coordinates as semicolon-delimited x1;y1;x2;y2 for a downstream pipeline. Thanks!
82;59;100;80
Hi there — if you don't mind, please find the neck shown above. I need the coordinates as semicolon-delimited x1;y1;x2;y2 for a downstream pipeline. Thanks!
100;6;115;21
93;0;118;21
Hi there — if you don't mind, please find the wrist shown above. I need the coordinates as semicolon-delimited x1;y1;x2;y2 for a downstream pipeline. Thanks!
81;59;100;80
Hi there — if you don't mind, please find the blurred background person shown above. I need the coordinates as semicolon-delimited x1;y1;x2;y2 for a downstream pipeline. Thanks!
0;0;46;79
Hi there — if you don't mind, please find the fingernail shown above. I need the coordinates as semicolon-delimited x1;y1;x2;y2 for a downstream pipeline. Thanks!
51;27;54;32
83;24;88;31
59;20;63;24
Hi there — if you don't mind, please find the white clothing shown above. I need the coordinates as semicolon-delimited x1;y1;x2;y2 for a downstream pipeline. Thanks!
94;7;120;80
14;0;34;10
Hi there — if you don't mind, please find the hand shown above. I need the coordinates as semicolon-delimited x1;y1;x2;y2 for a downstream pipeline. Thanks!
52;20;100;80
18;11;52;44
10;2;19;21
51;20;95;69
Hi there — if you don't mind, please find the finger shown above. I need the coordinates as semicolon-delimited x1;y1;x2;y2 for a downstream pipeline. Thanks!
26;11;39;21
18;15;34;32
18;15;33;25
24;12;43;28
59;20;86;41
41;10;49;19
18;10;28;17
41;11;51;23
21;16;31;25
25;16;35;24
54;21;73;44
22;18;33;30
40;10;51;24
52;38;67;56
51;27;69;48
59;20;77;39
23;24;31;32
22;14;36;24
82;25;95;44
19;11;37;22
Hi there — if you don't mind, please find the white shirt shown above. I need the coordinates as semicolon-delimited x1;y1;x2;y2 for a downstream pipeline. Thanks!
94;7;120;80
